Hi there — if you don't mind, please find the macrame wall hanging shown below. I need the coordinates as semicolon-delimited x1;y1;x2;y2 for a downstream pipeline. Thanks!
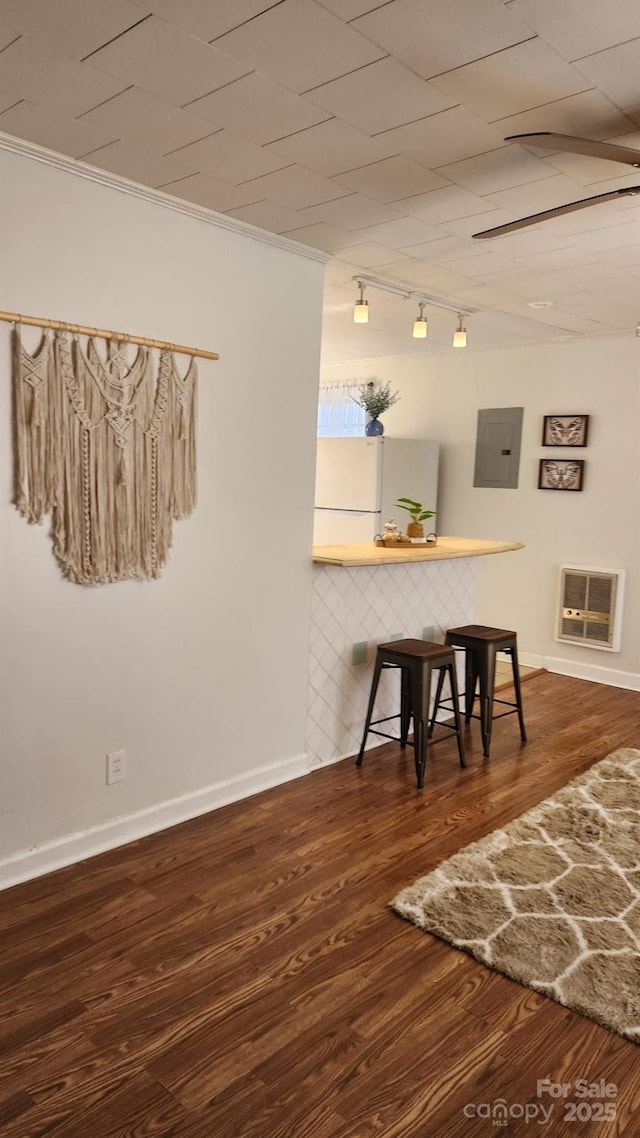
9;315;215;585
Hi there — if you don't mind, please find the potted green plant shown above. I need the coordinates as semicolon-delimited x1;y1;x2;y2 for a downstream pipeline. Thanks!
394;497;436;539
352;380;400;436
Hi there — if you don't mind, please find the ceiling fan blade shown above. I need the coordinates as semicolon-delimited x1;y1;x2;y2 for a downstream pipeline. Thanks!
505;132;640;167
472;185;640;239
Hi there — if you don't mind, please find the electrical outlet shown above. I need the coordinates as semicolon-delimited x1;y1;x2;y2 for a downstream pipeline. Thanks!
106;749;126;785
352;641;368;666
423;625;435;641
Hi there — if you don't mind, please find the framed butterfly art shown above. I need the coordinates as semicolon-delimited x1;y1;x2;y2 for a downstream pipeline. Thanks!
542;414;589;447
538;459;585;492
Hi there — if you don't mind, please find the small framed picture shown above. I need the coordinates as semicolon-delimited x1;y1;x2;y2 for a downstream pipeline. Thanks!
538;459;585;492
542;414;589;447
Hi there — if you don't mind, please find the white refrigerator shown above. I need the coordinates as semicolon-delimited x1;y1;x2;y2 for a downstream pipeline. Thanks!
313;437;439;545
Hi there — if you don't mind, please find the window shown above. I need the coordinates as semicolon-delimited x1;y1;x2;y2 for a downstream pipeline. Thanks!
317;381;366;437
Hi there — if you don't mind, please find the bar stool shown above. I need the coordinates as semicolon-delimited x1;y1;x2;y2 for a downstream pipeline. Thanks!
435;625;527;758
356;638;466;789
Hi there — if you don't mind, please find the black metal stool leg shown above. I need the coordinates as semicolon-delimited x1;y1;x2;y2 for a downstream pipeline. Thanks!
400;667;411;748
357;655;383;766
479;645;497;757
447;663;467;768
427;667;446;738
508;644;527;743
410;661;430;789
464;650;477;724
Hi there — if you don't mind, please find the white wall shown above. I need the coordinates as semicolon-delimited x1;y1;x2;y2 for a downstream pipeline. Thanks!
0;148;325;881
321;336;640;686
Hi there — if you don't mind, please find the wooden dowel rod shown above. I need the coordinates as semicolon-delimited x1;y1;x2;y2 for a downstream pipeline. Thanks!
0;310;219;361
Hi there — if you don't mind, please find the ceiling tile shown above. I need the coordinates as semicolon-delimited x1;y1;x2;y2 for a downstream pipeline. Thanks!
486;173;587;214
564;297;637;327
238;165;352;209
340;242;412;268
442;251;526;277
0;25;18;49
475;267;594;300
304;58;456;134
314;0;392;18
157;172;258;211
382;262;475;292
430;39;591;121
499;305;610;333
347;215;452;248
88;16;250;106
0;99;116;157
352;0;533;79
378;107;505;169
542;151;639;187
335;156;449;201
214;0;385;95
80;139;197;188
513;247;599;270
572;40;640;115
0;0;147;61
597;245;640;266
79;88;215;153
128;0;281;41
400;185;498;224
279;222;358;252
186;73;330;145
569;220;640;252
582;171;640;195
401;234;494;262
0;87;19;111
481;228;574;255
537;201;638;235
226;199;307;232
297;192;402;229
267;119;396;177
507;0;640;62
551;261;634;288
494;90;638;141
435;210;515;236
167;130;289;185
0;35;127;116
436;145;555;194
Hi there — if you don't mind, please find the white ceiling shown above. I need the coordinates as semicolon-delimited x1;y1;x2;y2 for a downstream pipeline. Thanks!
0;0;638;361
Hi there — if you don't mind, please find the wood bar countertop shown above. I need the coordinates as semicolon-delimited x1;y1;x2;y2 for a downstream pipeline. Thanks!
312;536;524;566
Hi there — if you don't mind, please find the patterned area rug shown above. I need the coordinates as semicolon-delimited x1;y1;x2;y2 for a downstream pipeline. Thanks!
392;748;640;1043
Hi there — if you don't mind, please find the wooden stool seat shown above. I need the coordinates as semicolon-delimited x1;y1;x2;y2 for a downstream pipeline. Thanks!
356;638;466;789
441;624;527;757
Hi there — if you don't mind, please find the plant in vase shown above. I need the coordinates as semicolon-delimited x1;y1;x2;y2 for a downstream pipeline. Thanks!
352;380;400;436
394;497;436;539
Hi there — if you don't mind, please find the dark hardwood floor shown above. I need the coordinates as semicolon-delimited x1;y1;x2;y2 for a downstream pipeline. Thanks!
1;672;640;1138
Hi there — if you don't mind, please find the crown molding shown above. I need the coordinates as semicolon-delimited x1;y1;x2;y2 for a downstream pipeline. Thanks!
0;132;330;265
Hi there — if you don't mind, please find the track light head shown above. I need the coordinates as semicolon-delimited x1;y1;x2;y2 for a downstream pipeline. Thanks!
412;302;428;339
353;281;368;324
452;314;467;348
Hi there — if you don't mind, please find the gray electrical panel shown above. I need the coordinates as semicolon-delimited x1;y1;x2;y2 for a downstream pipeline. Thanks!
473;407;524;489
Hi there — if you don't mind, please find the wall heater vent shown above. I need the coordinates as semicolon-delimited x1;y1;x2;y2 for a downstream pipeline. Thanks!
556;564;625;652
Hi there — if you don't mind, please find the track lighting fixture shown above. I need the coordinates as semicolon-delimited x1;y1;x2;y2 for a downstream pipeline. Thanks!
452;315;468;348
353;280;368;324
412;302;427;339
350;275;472;343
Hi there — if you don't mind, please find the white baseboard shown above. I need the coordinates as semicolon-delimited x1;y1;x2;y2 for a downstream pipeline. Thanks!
0;752;311;892
520;651;640;692
518;651;546;670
